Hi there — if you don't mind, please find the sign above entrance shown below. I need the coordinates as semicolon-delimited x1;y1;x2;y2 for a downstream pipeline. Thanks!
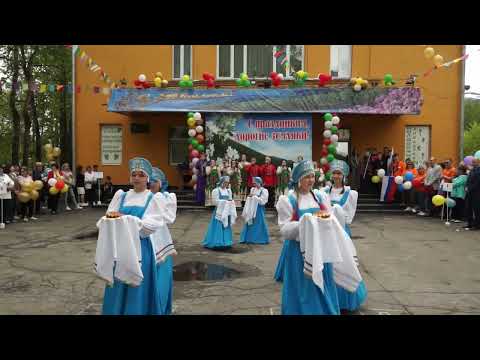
108;87;422;115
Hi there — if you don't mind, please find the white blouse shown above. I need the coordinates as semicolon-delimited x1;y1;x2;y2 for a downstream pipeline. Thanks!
211;187;233;205
276;189;332;242
326;186;358;225
249;186;268;206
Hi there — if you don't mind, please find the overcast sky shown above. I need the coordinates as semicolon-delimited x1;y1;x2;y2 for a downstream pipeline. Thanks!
465;45;480;97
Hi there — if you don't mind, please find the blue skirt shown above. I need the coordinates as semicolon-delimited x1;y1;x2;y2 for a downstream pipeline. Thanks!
281;240;340;315
239;205;270;244
202;211;233;249
274;242;287;282
336;280;368;311
102;237;173;315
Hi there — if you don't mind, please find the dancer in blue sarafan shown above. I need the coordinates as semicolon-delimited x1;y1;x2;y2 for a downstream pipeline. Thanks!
101;157;174;315
240;176;270;245
202;176;237;249
325;159;367;313
275;160;341;315
149;167;178;315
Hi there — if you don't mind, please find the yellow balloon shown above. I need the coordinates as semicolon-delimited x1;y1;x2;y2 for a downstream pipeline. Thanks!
433;54;444;67
161;79;168;87
44;143;53;153
424;47;435;59
154;77;162;87
61;184;69;194
355;78;363;86
18;192;31;203
432;194;445;207
33;180;44;191
187;118;196;127
30;189;39;201
297;70;305;78
52;147;61;157
21;181;33;193
350;77;357;85
156;72;163;78
49;186;59;195
240;73;248;81
47;154;55;161
182;74;190;81
371;175;380;184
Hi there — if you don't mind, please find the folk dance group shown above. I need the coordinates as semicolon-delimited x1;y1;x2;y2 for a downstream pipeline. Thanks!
94;156;367;315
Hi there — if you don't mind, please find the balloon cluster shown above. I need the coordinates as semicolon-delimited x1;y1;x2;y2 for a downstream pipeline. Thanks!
320;112;341;181
269;72;284;87
318;73;332;87
153;72;169;88
134;74;151;89
44;143;61;162
18;179;44;203
424;47;444;67
236;73;251;87
202;73;216;88
294;70;308;86
384;74;396;87
350;77;369;92
48;176;69;196
187;112;205;189
179;75;194;88
371;168;385;184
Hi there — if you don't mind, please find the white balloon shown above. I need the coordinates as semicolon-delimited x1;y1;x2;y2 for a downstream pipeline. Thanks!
324;121;333;129
330;134;339;143
353;84;362;92
195;126;204;134
323;130;332;138
138;74;146;82
192;157;199;166
188;129;196;137
277;73;284;81
377;169;386;178
332;116;340;125
196;118;204;125
48;178;57;187
394;176;404;185
192;174;198;182
403;181;412;190
320;157;328;165
193;112;202;121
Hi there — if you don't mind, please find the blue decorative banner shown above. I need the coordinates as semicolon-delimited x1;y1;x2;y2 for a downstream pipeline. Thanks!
107;87;422;114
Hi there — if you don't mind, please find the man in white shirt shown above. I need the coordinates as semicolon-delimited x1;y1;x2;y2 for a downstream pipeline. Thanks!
0;166;16;225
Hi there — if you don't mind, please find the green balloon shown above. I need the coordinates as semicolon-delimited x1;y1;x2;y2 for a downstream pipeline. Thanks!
191;139;199;147
188;137;194;144
245;80;251;87
303;72;308;80
197;144;205;152
188;80;193;87
331;126;338;134
327;154;335;162
325;172;332;181
188;112;194;118
324;113;333;122
236;79;242;86
328;144;337;154
384;74;393;83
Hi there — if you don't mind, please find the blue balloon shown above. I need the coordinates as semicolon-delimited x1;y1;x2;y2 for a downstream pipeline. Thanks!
404;171;414;182
475;150;480;160
397;183;404;192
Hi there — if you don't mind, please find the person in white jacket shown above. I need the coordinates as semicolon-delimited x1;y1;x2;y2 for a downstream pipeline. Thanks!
100;157;172;315
149;167;177;315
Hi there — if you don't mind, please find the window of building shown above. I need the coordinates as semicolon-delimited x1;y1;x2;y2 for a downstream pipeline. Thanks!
217;45;304;79
101;125;123;165
169;126;189;166
173;45;192;79
330;45;352;79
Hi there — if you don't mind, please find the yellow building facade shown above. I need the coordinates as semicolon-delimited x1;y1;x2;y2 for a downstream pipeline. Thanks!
74;45;464;187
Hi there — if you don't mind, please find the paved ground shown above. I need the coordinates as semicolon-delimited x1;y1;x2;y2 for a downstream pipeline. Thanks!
1;207;479;315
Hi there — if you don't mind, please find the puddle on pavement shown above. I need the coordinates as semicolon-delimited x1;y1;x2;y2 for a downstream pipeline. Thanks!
173;261;242;281
209;246;251;254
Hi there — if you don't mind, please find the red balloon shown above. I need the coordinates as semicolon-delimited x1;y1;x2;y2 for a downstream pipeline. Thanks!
55;180;65;190
272;78;281;87
134;80;142;87
207;79;215;88
322;144;328;151
269;71;278;80
322;164;330;173
318;73;332;87
321;150;328;157
202;72;210;81
196;134;204;143
142;82;151;89
188;144;193;151
323;139;331;146
191;150;200;158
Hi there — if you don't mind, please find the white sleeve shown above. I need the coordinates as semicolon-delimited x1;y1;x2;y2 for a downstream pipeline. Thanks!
140;195;166;236
163;192;177;224
331;204;347;230
276;195;299;241
211;188;222;206
107;190;124;213
256;188;268;205
343;190;358;224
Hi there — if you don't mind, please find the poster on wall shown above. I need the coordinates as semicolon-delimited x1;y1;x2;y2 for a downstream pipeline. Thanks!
405;126;430;168
204;113;312;206
101;125;123;165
